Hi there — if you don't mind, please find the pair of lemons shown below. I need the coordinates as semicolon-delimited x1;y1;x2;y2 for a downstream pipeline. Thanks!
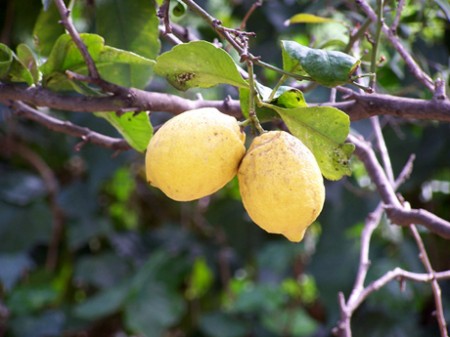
145;108;325;242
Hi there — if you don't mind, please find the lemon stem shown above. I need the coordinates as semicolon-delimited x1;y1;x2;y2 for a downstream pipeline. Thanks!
246;60;265;135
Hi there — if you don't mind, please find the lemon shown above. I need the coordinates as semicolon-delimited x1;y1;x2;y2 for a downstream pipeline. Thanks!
238;131;325;242
145;108;246;201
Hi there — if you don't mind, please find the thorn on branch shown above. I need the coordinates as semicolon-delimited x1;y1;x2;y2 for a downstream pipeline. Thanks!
434;78;447;100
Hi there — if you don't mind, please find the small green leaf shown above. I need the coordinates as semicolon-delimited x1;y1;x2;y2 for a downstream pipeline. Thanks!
0;44;13;78
171;0;187;17
186;257;214;300
16;44;40;83
269;88;307;108
0;44;35;85
155;40;248;91
281;40;360;87
40;34;104;77
285;13;338;25
74;282;130;320
95;111;153;153
270;104;354;180
125;281;185;337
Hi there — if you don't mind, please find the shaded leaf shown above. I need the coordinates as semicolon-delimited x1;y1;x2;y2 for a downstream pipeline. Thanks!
281;40;360;87
0;44;34;85
74;281;130;320
262;307;318;336
155;40;248;91
270;105;353;180
33;2;65;56
0;253;33;291
16;44;40;83
96;0;160;61
9;310;65;337
199;312;248;337
125;280;185;337
0;44;13;78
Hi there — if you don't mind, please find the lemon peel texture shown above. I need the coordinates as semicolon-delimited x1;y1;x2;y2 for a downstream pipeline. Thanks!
238;131;325;242
146;108;246;201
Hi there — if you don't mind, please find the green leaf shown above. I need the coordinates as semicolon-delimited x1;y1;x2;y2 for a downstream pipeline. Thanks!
270;105;354;180
155;40;248;91
96;46;155;89
41;33;155;90
96;0;160;61
199;313;248;337
95;111;152;153
239;84;304;121
33;2;66;56
262;307;318;336
0;44;13;78
16;44;40;83
74;281;130;320
281;40;360;87
171;0;187;17
269;88;307;108
285;13;338;25
124;280;185;337
40;34;104;77
186;257;214;300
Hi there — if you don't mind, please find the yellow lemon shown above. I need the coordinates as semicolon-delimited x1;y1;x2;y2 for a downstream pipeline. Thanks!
145;108;246;201
238;131;325;242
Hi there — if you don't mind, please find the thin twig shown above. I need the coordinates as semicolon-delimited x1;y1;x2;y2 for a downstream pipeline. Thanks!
53;0;100;79
371;116;395;184
409;223;449;337
391;0;407;33
240;1;262;30
11;101;131;151
356;0;434;91
354;268;450;308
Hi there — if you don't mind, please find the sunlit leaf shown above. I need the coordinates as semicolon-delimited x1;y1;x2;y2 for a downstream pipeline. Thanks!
269;104;353;180
95;111;152;153
285;13;338;25
281;40;360;87
155;40;248;91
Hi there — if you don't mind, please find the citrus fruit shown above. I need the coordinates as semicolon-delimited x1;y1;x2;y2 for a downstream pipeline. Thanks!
238;131;325;242
145;108;246;201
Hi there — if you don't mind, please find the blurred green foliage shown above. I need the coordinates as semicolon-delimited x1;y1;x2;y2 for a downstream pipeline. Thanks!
1;0;450;337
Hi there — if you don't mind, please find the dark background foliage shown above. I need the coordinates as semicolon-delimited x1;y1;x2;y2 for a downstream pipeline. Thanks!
0;1;450;337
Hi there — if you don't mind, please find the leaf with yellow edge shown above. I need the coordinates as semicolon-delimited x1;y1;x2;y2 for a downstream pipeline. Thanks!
284;13;341;26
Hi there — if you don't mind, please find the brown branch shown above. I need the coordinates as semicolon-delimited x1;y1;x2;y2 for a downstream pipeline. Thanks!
385;206;450;240
10;101;131;151
1;83;450;122
331;92;450;122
